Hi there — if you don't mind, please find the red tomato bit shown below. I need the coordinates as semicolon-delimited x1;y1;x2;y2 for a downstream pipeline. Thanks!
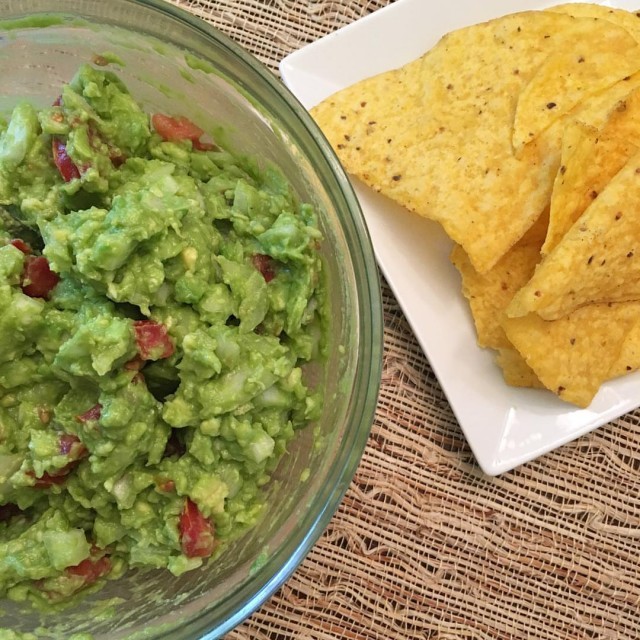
10;239;31;254
38;547;112;599
29;470;69;488
151;113;215;151
133;320;175;360
179;498;216;558
65;553;112;586
52;137;81;182
21;256;60;299
251;254;276;283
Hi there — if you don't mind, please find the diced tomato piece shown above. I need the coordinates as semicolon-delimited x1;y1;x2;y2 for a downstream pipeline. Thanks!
133;320;174;360
52;95;62;107
35;548;111;600
151;113;214;150
29;458;82;488
21;256;60;299
30;471;68;488
66;554;111;585
52;137;81;182
10;238;31;254
179;498;215;558
251;253;276;283
76;404;102;424
152;113;203;141
0;503;22;522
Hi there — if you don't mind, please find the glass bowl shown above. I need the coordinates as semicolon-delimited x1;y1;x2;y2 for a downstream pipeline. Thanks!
0;1;382;638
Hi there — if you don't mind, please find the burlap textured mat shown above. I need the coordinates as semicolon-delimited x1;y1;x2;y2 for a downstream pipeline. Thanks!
168;1;640;638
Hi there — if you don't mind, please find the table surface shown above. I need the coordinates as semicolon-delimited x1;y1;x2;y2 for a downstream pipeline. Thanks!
168;1;640;638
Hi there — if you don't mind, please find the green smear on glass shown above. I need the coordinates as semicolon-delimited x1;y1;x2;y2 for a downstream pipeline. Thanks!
0;15;87;30
179;69;197;84
249;547;270;576
184;52;216;74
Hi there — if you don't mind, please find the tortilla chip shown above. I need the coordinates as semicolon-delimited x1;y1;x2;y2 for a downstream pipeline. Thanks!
522;206;552;247
495;348;544;389
512;22;640;152
593;84;640;148
312;6;640;407
451;244;507;350
542;83;640;255
508;149;640;320
569;73;640;132
312;11;621;274
543;121;638;255
451;219;544;349
502;302;640;407
609;322;640;379
548;3;640;42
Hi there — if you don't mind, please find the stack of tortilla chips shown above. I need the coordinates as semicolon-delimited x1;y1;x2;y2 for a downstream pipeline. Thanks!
311;3;640;407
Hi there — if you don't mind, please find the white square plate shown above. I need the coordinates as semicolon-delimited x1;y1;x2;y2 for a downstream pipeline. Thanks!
280;0;640;475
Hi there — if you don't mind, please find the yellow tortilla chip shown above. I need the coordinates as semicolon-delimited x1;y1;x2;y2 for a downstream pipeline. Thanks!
522;206;552;247
508;149;640;320
512;21;640;152
312;11;616;274
502;302;640;407
543;121;638;255
543;84;640;255
451;244;507;350
495;348;544;389
570;73;640;131
451;212;548;389
592;84;640;148
548;3;640;42
609;322;640;379
313;6;640;407
451;218;544;349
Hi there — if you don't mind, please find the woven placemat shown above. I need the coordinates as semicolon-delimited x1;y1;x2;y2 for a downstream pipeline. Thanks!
167;1;640;638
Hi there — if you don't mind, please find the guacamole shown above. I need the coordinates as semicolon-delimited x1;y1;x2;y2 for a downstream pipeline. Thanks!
0;64;326;605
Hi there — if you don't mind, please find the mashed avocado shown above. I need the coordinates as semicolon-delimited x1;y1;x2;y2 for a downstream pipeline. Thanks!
0;63;326;606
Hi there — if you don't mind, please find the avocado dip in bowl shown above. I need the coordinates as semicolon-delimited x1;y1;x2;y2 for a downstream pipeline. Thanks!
0;1;382;638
